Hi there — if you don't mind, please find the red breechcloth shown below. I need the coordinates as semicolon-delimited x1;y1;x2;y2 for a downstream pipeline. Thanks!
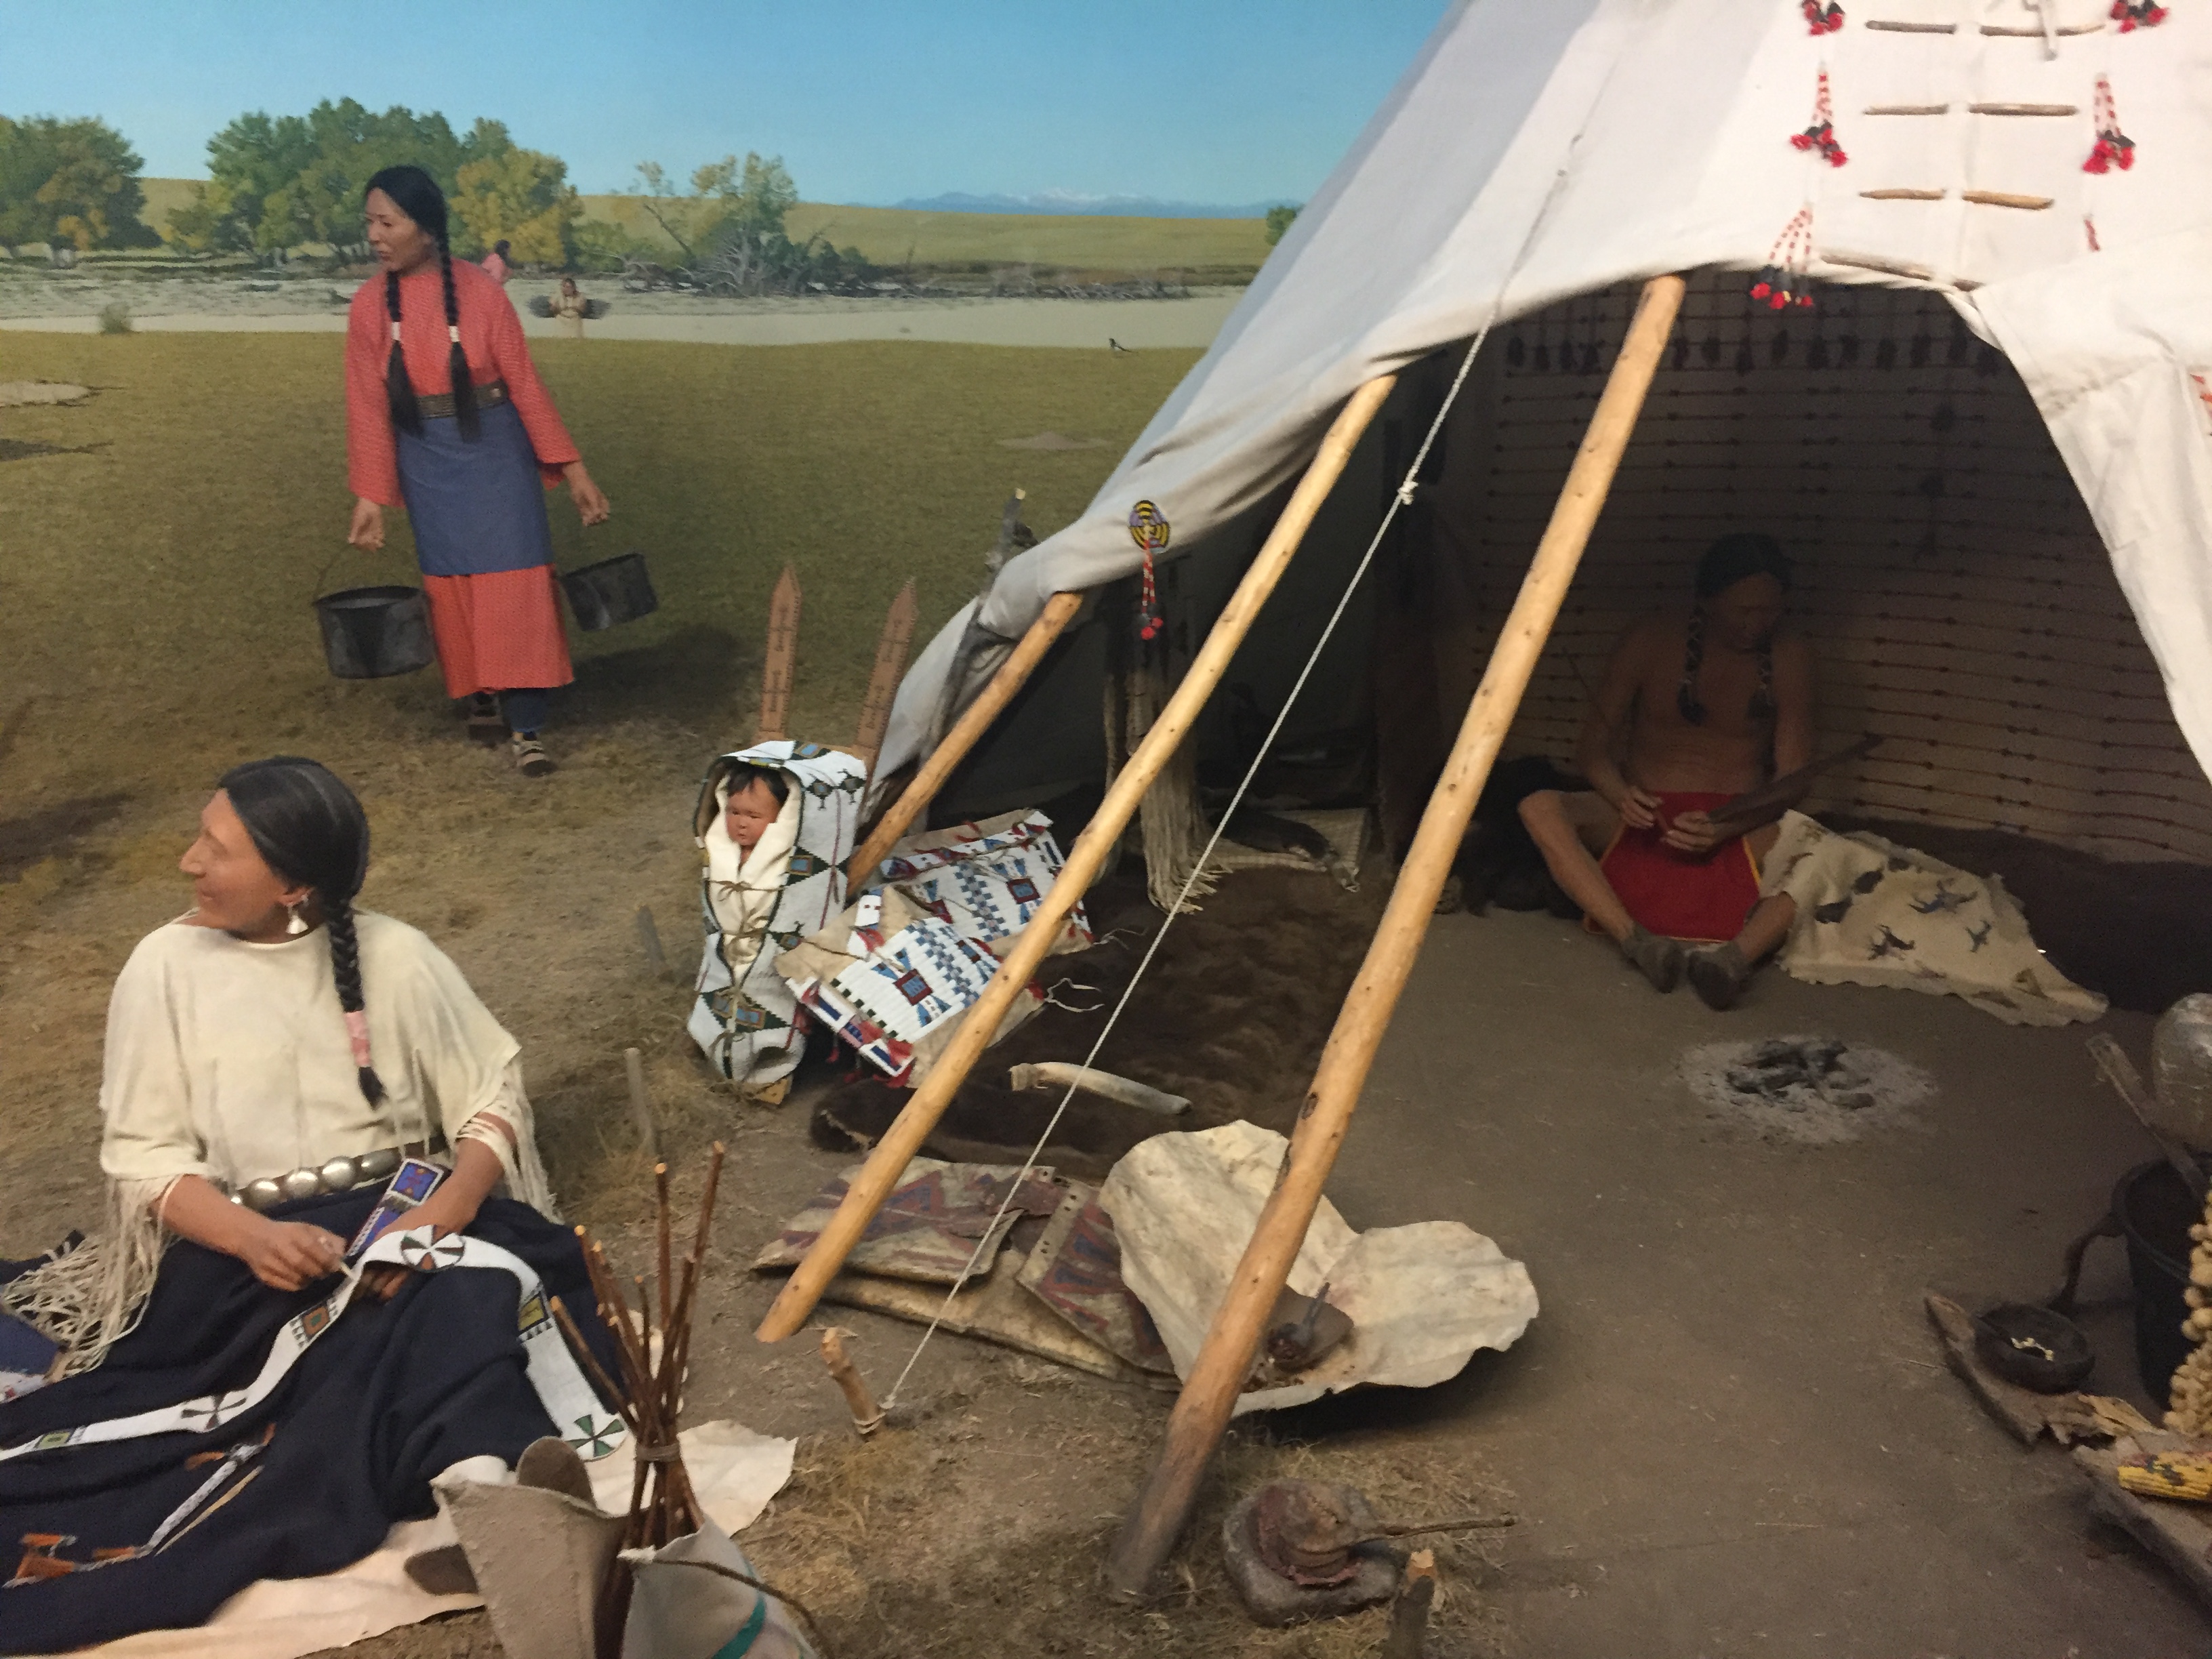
1597;790;1762;944
421;568;575;699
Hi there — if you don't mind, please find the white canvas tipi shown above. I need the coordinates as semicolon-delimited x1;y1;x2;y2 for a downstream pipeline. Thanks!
878;0;2212;862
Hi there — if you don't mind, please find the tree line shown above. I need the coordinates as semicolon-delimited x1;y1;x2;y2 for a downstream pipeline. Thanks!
0;100;867;289
0;116;155;252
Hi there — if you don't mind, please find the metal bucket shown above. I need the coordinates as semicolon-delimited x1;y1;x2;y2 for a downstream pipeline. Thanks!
560;552;658;632
312;585;435;679
2116;1158;2194;1408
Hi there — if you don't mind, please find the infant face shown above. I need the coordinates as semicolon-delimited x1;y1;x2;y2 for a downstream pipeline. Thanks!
723;776;781;853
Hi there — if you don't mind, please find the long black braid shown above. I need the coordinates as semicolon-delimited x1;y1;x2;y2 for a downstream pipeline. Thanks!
435;243;480;440
219;757;387;1107
382;270;422;436
1677;608;1708;724
366;164;480;444
321;891;386;1103
1676;611;1775;726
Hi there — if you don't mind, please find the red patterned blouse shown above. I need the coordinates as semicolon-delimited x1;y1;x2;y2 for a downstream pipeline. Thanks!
344;257;580;507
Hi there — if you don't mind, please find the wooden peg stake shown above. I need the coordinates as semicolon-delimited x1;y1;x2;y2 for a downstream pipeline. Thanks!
853;579;920;774
633;905;670;979
756;565;802;741
820;1327;886;1435
1380;1550;1438;1659
625;1047;660;1162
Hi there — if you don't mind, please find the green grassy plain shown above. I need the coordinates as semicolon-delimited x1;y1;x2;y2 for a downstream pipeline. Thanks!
136;180;1272;276
0;328;1191;1220
732;200;1265;275
0;332;1521;1659
0;331;1193;803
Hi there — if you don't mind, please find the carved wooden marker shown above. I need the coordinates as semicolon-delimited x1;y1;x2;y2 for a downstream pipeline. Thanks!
756;565;802;742
853;579;920;775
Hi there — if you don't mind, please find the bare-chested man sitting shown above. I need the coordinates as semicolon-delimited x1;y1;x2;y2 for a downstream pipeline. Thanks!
1519;533;1812;1010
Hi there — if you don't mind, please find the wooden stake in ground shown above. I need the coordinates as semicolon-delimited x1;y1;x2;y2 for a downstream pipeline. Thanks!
756;565;802;742
632;905;670;980
819;1328;885;1435
844;588;1085;885
1379;1550;1437;1659
759;373;1398;1344
624;1048;660;1162
1105;274;1688;1598
852;579;920;775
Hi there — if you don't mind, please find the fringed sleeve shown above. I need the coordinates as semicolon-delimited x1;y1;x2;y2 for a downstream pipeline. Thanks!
389;930;558;1218
96;930;223;1192
457;1062;561;1221
2;1181;176;1376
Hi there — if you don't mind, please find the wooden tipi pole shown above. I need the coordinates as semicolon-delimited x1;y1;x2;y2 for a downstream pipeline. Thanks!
758;373;1400;1343
851;579;920;775
1104;273;1687;1598
845;589;1083;884
755;565;803;742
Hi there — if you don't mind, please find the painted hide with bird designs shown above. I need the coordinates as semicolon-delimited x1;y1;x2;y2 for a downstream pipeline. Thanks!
688;741;868;1084
1761;813;2104;1027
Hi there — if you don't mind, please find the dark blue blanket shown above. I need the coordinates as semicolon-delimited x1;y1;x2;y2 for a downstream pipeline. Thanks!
0;1191;619;1653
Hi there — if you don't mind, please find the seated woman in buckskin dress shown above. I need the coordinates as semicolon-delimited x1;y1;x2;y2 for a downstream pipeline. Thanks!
0;758;620;1654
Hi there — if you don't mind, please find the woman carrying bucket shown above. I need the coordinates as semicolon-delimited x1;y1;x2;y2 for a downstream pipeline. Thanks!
344;165;610;778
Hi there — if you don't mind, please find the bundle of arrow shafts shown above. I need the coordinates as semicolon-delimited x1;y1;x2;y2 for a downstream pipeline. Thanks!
550;1143;725;1555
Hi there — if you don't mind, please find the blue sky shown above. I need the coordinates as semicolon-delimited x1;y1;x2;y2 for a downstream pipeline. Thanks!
3;1;1448;205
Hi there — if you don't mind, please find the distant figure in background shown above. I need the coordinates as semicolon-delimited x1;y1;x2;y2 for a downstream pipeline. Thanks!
480;239;512;285
343;166;612;778
550;276;588;340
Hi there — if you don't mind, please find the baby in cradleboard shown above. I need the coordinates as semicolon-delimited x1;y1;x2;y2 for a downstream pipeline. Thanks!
724;775;781;848
687;742;868;1100
711;764;796;958
702;762;798;1012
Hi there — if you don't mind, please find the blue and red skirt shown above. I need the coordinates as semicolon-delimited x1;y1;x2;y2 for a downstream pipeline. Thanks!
395;399;573;699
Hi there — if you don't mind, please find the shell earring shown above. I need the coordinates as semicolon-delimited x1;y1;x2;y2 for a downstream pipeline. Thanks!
284;901;308;937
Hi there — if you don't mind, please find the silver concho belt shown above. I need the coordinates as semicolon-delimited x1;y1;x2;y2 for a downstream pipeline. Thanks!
228;1141;445;1213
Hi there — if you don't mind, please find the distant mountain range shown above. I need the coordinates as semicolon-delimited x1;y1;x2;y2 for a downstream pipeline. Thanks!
889;191;1294;220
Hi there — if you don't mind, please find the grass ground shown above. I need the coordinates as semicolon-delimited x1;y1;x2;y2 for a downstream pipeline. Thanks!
0;333;1515;1656
127;181;1275;279
0;331;1189;808
0;329;1193;1213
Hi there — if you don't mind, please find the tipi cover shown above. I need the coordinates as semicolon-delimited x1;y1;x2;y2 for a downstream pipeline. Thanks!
880;0;2212;797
